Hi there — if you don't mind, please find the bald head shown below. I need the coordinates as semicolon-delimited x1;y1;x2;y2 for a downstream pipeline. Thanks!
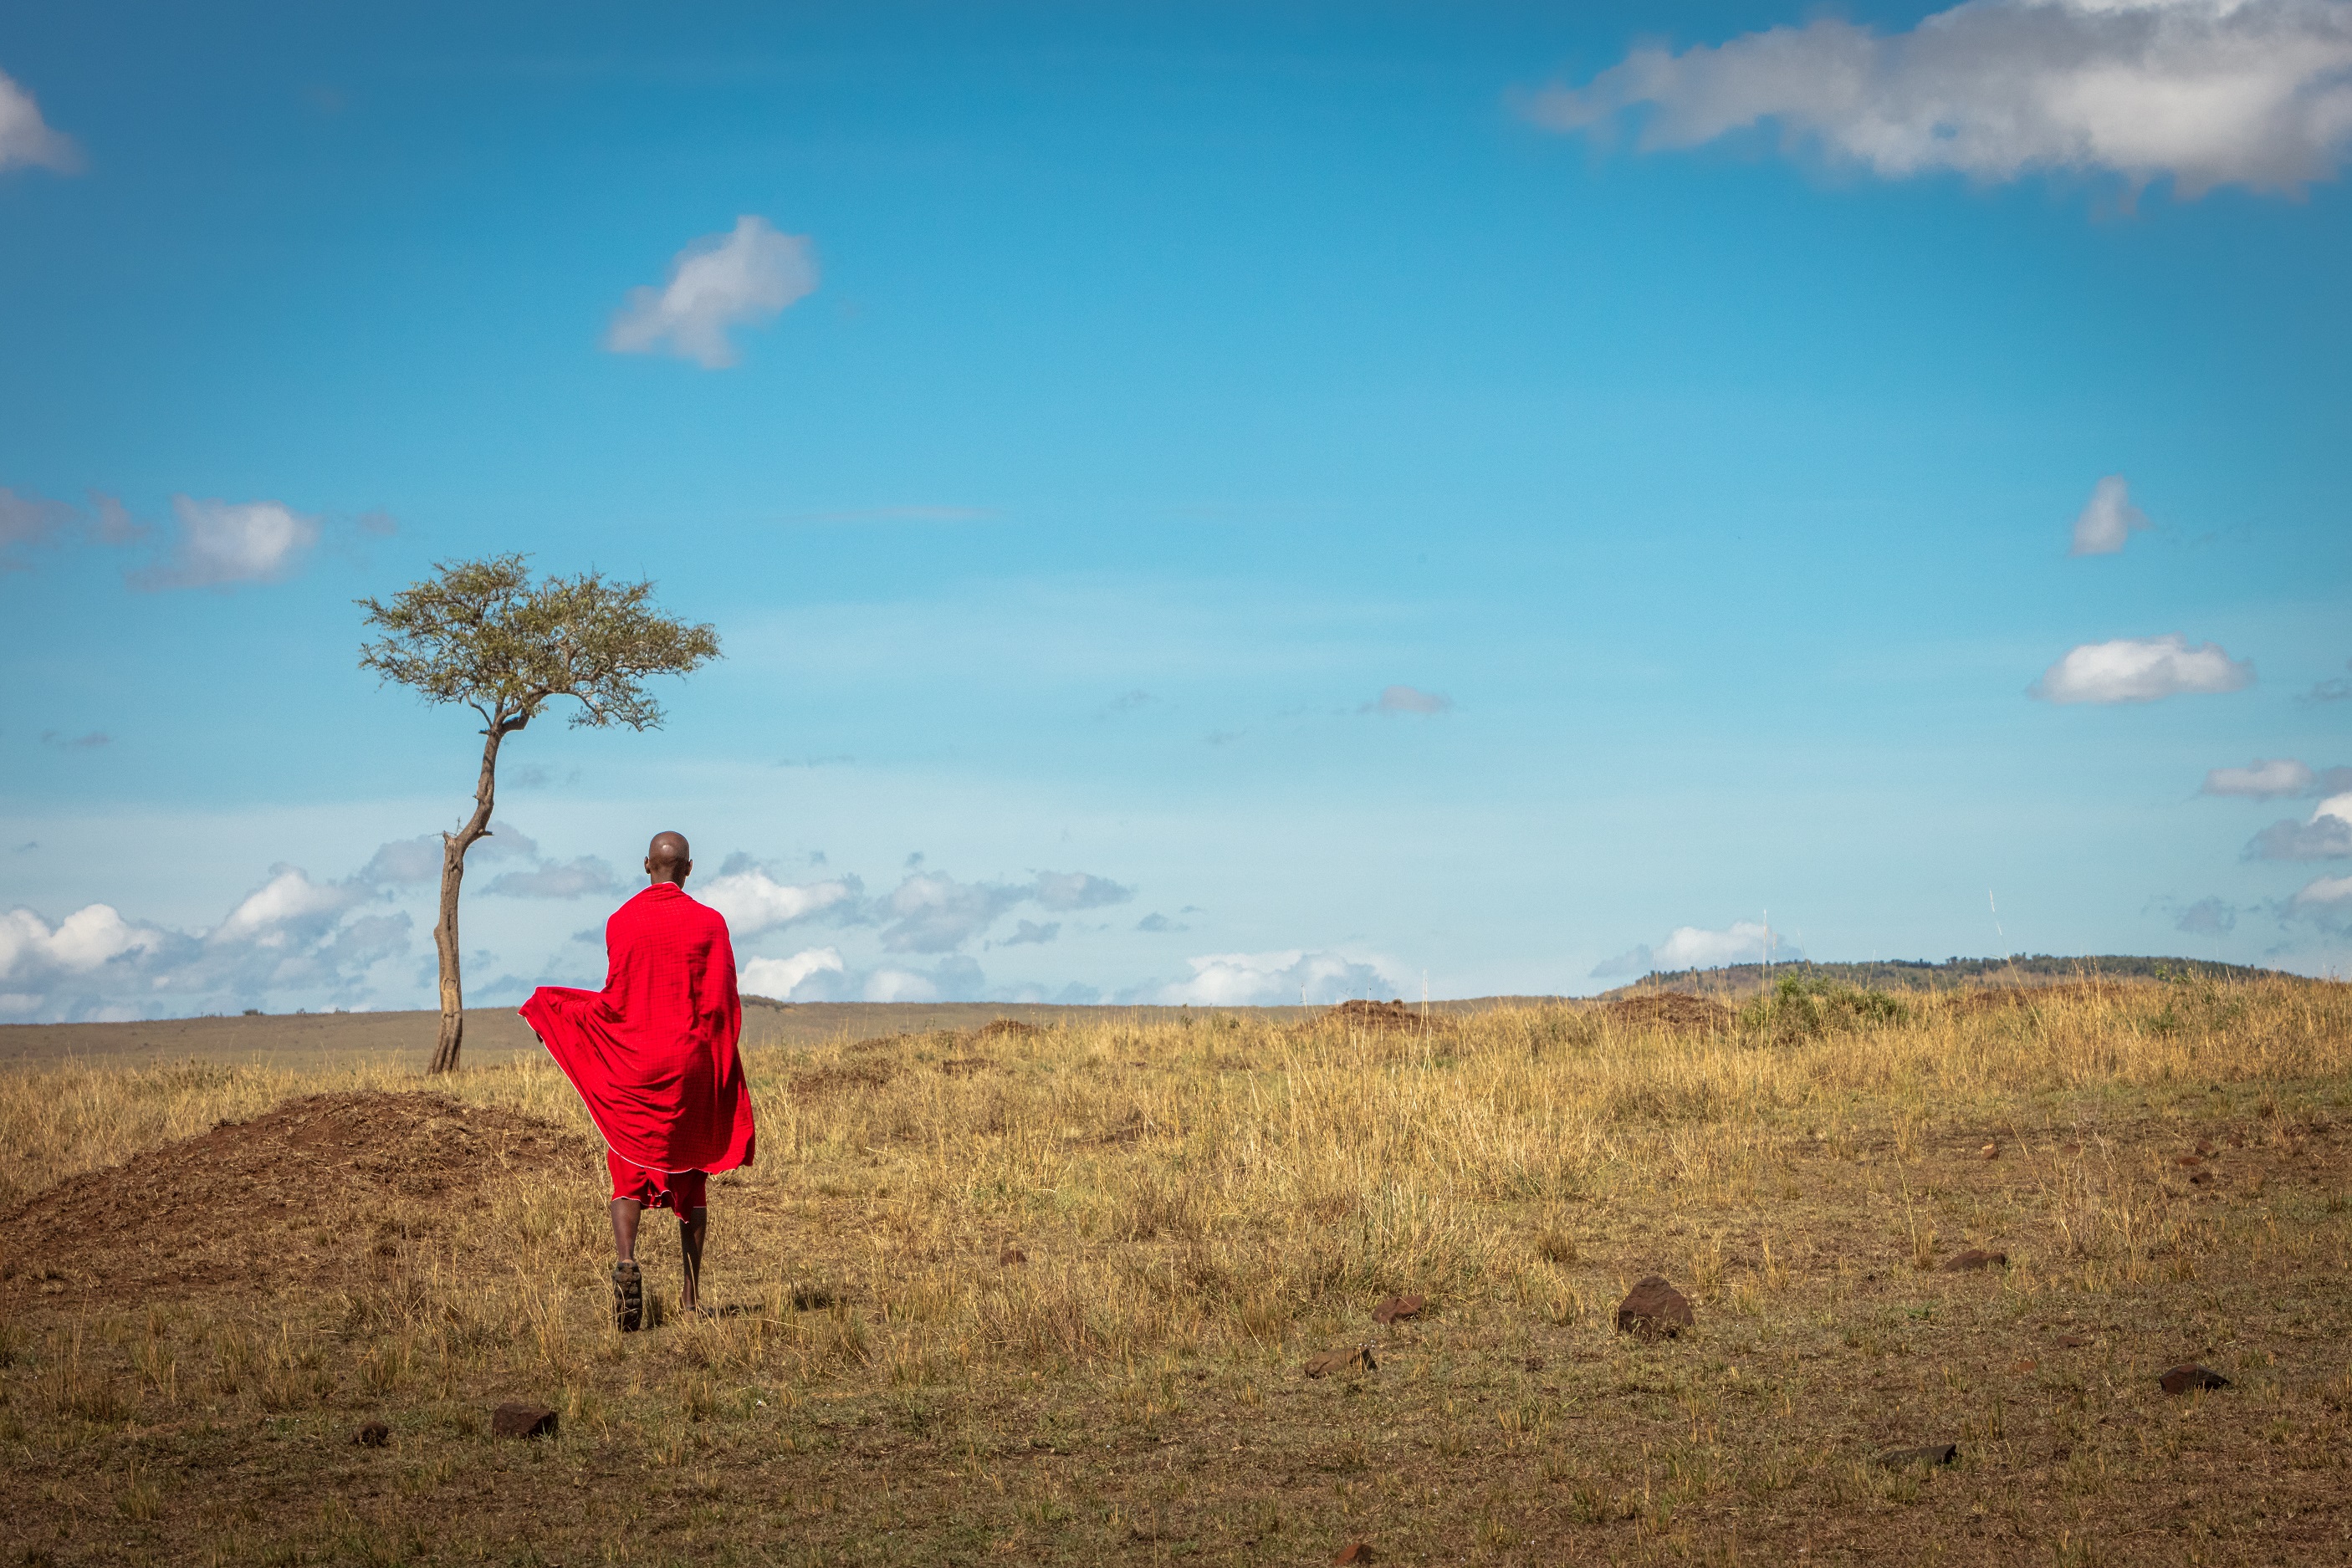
645;831;692;888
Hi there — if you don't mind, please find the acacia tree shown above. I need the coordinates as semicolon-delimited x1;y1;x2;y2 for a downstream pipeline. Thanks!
358;554;720;1073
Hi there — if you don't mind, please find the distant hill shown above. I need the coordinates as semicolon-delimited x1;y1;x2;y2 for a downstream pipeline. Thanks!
1603;954;2279;1001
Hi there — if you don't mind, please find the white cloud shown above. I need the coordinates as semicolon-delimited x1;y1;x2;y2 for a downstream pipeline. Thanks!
0;863;412;1021
2030;633;2254;703
881;872;1025;953
998;919;1060;946
0;67;79;176
605;216;817;370
2202;758;2316;798
2069;474;2150;555
483;856;617;900
1363;684;1455;716
739;946;843;999
2292;873;2352;907
1653;919;1794;969
129;496;320;590
1521;0;2352;197
1153;949;1397;1007
699;867;857;936
2244;793;2352;859
862;955;985;1004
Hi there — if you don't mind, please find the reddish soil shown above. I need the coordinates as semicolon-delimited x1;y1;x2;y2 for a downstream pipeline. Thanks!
1603;992;1736;1034
0;1090;586;1304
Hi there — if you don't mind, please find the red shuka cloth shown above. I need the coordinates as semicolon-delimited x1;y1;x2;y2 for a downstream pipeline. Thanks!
520;881;756;1177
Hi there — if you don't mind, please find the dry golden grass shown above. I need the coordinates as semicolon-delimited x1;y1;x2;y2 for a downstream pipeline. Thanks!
2;976;2349;1565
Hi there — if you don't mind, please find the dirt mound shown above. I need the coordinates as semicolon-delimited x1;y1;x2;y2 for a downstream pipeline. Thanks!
974;1018;1038;1039
0;1090;586;1304
790;1060;896;1097
1604;993;1736;1034
1317;999;1439;1033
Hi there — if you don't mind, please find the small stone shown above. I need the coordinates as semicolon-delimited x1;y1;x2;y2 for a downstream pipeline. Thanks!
1523;1356;1547;1372
1306;1346;1378;1379
2011;1359;2038;1374
1371;1293;1424;1325
2176;1154;2203;1167
1940;1249;2008;1273
354;1421;391;1448
1616;1275;1695;1340
1332;1542;1378;1565
999;1245;1028;1266
491;1402;559;1439
2160;1363;2230;1395
2196;1140;2215;1157
1980;1142;1999;1160
2058;1334;2090;1349
1874;1443;1958;1469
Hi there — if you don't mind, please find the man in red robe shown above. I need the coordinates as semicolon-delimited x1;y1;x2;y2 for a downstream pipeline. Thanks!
521;830;756;1331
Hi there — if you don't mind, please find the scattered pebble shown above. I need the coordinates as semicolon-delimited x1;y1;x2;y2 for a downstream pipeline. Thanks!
491;1402;559;1439
2160;1363;2231;1395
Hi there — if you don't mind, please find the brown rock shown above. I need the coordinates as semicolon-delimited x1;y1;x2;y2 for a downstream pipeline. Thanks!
1940;1249;2008;1272
1305;1346;1378;1379
491;1402;559;1439
1371;1293;1424;1325
999;1245;1028;1266
2058;1334;2090;1349
2176;1154;2203;1167
2159;1363;2230;1395
1332;1543;1378;1565
1616;1275;1695;1340
2196;1140;2215;1157
1523;1356;1547;1372
1979;1141;2000;1160
1874;1443;1958;1469
354;1421;391;1448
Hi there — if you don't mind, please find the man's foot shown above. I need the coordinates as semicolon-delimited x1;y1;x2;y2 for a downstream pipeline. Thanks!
611;1260;644;1332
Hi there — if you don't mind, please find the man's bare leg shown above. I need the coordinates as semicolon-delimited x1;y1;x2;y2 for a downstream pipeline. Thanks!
679;1206;708;1313
610;1197;643;1261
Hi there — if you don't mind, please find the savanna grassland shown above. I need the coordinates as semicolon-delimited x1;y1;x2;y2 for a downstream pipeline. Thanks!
3;978;2350;1566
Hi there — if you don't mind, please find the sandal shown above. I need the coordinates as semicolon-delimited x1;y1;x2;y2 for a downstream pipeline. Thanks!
611;1260;644;1332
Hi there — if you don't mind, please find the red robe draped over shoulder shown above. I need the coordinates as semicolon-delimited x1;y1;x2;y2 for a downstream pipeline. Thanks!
520;882;756;1175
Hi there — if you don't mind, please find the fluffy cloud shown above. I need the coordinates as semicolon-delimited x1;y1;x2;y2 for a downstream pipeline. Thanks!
1363;684;1455;716
129;496;320;591
1153;949;1397;1007
862;956;986;1004
739;946;843;1000
2291;874;2352;908
1521;0;2352;197
0;866;411;1022
2245;794;2352;860
605;216;818;370
698;866;858;937
880;873;1027;953
1030;871;1133;911
1593;920;1800;978
2309;661;2352;702
999;920;1060;947
483;856;617;900
2069;475;2150;555
0;67;79;176
2202;758;2316;798
1135;912;1189;933
2030;634;2254;703
2173;896;2237;936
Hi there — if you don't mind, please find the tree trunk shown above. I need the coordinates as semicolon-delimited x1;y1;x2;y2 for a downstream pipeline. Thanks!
427;720;512;1074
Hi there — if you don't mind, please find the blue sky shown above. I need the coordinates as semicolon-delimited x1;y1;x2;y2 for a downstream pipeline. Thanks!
3;0;2349;1020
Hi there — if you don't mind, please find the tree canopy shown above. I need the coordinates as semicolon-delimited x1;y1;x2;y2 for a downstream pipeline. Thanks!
357;554;721;734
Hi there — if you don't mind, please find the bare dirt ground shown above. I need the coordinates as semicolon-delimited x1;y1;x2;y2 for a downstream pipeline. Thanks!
2;981;2349;1566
